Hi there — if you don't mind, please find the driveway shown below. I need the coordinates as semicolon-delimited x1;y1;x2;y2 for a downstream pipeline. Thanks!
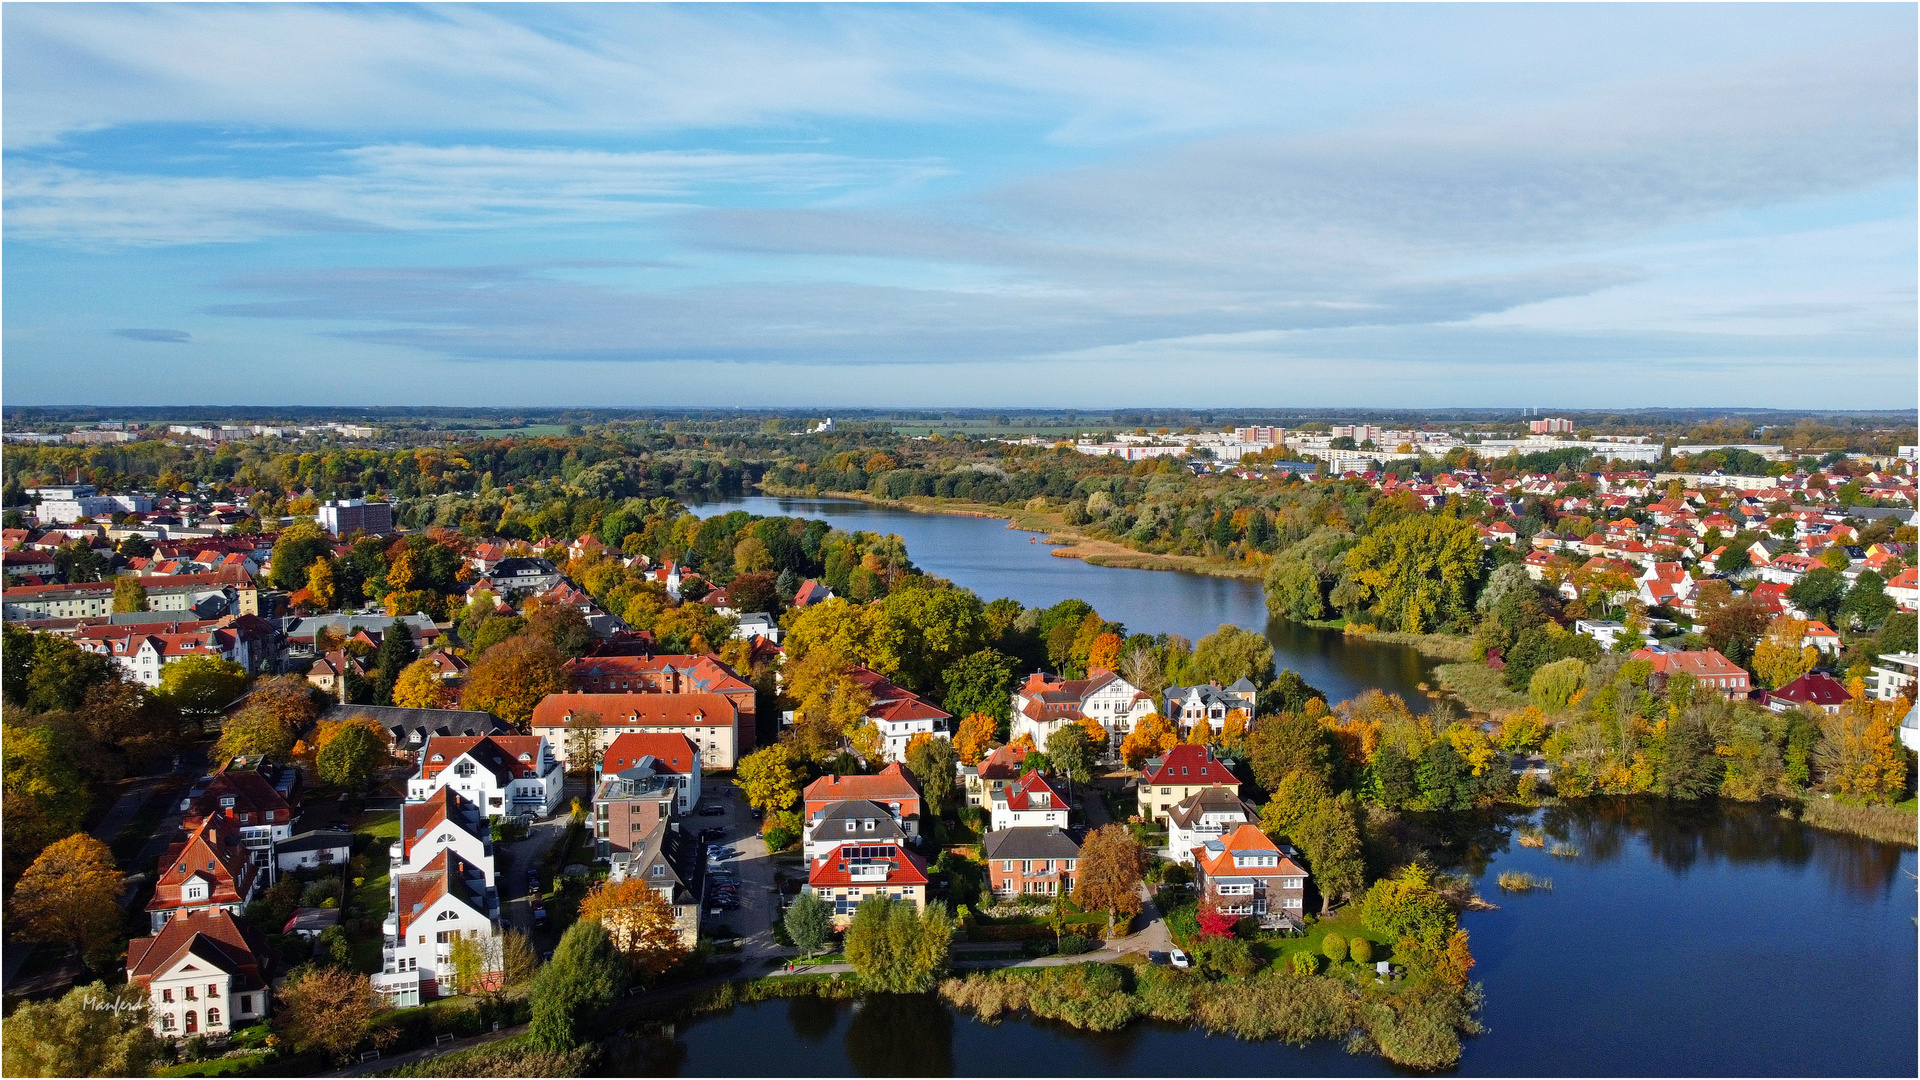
697;779;785;968
497;815;569;934
1103;882;1173;956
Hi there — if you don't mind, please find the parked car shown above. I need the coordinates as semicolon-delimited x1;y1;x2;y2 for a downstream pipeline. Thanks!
698;805;727;817
1170;948;1191;969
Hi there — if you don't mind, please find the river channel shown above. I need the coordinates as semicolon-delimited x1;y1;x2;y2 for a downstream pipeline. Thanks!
666;495;1918;1076
689;495;1440;708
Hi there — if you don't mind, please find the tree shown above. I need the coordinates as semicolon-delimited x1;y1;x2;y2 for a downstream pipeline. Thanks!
1073;824;1149;934
216;705;300;762
530;919;628;1052
499;928;542;989
464;634;570;725
1186;624;1276;690
307;557;337;610
157;655;249;719
952;712;997;766
940;649;1017;725
906;736;959;816
843;895;954;993
317;721;387;790
564;710;605;775
1415;740;1474;811
1294;793;1365;914
2;725;91;875
1337;515;1483;632
1701;596;1770;665
1045;724;1096;785
111;576;147;614
1120;712;1178;770
271;522;335;591
446;935;491;997
881;585;988;694
784;891;834;958
1787;567;1849;624
391;656;453;710
3;625;115;713
9;833;125;971
526;600;597;660
1751;617;1818;689
1528;657;1589;712
1;982;161;1078
736;744;805;817
275;966;393;1062
246;673;321;731
784;649;875;763
579;879;690;979
1245;710;1335;793
1840;570;1895;630
1816;696;1911;803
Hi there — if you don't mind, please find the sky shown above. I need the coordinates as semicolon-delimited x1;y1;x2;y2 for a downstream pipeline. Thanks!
3;2;1916;409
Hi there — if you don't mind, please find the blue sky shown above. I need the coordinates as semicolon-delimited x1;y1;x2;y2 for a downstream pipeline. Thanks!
3;3;1915;409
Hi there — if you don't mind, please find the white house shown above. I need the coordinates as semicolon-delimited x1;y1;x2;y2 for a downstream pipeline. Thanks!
273;830;353;875
407;735;565;819
1011;668;1155;749
394;787;496;886
1166;789;1258;865
990;771;1069;831
126;909;271;1041
1161;680;1259;737
373;849;500;1007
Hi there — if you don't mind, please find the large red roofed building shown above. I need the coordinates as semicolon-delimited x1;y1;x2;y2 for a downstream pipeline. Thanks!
1767;672;1853;714
407;734;565;817
806;839;929;926
147;816;260;932
126;908;271;1040
1137;745;1239;824
531;691;742;769
842;666;954;763
1191;823;1308;930
180;758;301;881
805;762;923;839
1630;648;1751;700
375;849;500;1007
598;731;703;814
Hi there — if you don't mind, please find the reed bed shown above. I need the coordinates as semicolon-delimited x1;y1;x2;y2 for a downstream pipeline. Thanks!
1497;871;1552;892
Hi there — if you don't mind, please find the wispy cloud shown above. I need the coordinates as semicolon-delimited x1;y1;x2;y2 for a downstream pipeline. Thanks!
111;327;191;343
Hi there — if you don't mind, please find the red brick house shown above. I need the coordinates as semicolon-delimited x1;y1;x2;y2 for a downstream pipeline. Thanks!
147;816;261;933
983;826;1081;897
1630;647;1752;700
804;763;923;839
1191;823;1308;930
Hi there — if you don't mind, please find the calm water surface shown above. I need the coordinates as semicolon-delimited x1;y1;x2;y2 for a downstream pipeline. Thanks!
603;801;1917;1077
690;496;1438;707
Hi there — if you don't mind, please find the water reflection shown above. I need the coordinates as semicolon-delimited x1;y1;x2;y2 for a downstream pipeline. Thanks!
845;996;953;1077
787;994;838;1044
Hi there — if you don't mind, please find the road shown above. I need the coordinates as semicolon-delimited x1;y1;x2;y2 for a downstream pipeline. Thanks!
697;778;788;966
497;816;569;934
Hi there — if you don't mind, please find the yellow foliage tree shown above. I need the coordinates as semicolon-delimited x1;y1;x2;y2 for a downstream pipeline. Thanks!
391;657;453;710
1086;632;1123;673
1443;723;1498;776
1184;717;1212;745
1218;709;1250;753
306;558;336;610
1751;616;1817;690
903;732;935;762
314;714;387;755
463;635;569;725
385;547;419;593
9;834;124;968
1077;715;1109;746
736;744;804;816
1816;694;1910;803
580;879;690;978
952;713;997;766
1120;713;1178;770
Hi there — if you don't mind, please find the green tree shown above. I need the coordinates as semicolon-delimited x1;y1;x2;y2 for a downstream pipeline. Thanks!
1;725;91;876
157;654;249;719
843;895;954;993
1787;567;1848;624
530;919;629;1051
369;619;419;706
111;576;148;614
3;625;116;713
215;704;299;762
1245;711;1335;793
940;648;1017;725
1;982;161;1078
1184;624;1276;690
1840;570;1895;630
881;585;988;694
784;892;834;958
1414;740;1474;811
1044;724;1096;785
1337;515;1483;632
316;722;387;790
1528;657;1589;712
906;735;960;816
271;521;336;591
526;601;597;660
1294;792;1365;915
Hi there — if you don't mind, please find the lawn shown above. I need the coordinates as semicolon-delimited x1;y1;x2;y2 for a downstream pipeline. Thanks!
1434;662;1532;715
156;1050;274;1077
349;808;399;974
1253;910;1391;972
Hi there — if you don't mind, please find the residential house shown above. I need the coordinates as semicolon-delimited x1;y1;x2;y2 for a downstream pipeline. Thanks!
1869;652;1918;702
1573;619;1634;651
1801;621;1843;656
964;743;1028;808
608;816;704;948
1767;673;1852;715
791;580;834;607
982;827;1081;897
1162;680;1260;738
126;909;271;1040
990;770;1069;831
179;757;301;881
565;653;757;750
274;830;353;875
1886;568;1919;612
530;692;742;770
806;840;929;926
805;799;910;863
803;764;923;840
1010;668;1154;749
484;557;562;596
1630;648;1752;700
407;735;565;818
1191;823;1308;931
373;849;500;1007
593;766;679;866
598;732;702;814
318;704;507;758
844;666;953;763
305;651;365;697
1166;789;1259;865
1136;745;1240;824
147;816;261;932
394;787;495;886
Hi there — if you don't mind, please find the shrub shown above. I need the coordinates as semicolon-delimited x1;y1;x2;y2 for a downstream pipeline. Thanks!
300;877;343;907
1349;937;1374;964
1022;939;1055;957
763;826;797;852
1194;937;1258;979
1291;951;1320;976
1056;935;1090;956
1321;933;1347;963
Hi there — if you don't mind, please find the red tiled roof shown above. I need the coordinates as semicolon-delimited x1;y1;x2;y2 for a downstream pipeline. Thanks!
1003;770;1063;812
807;841;928;888
126;908;268;989
1139;745;1236;787
1194;823;1305;880
1771;673;1852;707
418;735;549;783
530;692;738;730
1630;648;1747;681
805;762;922;806
601;732;700;775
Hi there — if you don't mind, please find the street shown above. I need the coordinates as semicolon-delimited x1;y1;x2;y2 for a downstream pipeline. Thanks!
697;778;787;969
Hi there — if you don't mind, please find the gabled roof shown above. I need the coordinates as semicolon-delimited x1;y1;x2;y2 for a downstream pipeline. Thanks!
983;826;1082;861
809;800;908;843
401;786;485;861
126;908;268;989
418;735;550;785
1139;745;1236;787
1193;823;1305;880
530;692;737;730
148;816;255;913
601;732;700;776
976;743;1029;781
804;762;921;806
808;840;928;888
1002;770;1063;812
1166;788;1256;829
1630;648;1746;680
395;849;487;937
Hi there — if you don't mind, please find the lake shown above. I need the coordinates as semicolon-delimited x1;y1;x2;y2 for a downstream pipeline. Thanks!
601;800;1918;1077
689;495;1440;708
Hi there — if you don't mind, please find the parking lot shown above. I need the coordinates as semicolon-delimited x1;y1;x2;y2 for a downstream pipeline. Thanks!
695;778;784;965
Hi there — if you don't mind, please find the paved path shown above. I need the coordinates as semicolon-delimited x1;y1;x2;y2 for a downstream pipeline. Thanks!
498;816;568;934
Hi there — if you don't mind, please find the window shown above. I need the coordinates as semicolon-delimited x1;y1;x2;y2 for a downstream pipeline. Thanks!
185;986;197;1001
162;988;174;1003
160;1014;176;1031
436;930;454;944
845;821;855;833
454;761;475;778
208;983;219;999
208;1007;221;1027
239;995;252;1014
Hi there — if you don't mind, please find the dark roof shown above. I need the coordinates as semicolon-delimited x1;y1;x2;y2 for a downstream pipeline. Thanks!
809;800;908;843
1771;672;1853;706
320;704;504;746
983;826;1083;861
277;830;353;854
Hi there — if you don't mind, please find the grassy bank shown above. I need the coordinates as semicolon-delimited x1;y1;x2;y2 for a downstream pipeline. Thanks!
378;1035;597;1078
1790;797;1918;848
1433;662;1531;715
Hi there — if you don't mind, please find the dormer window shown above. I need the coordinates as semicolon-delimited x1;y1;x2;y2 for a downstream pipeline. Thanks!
220;796;235;809
454;762;475;778
519;754;532;762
